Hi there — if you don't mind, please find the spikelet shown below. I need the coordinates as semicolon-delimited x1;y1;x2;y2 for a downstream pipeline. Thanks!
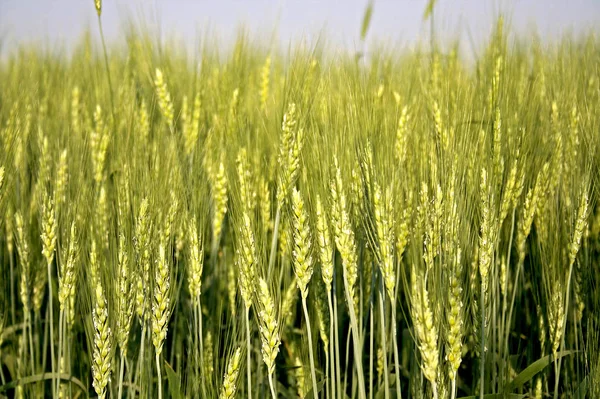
96;185;109;250
547;284;564;354
257;278;281;376
59;225;77;316
58;224;79;329
219;347;242;399
91;280;112;399
279;217;292;261
228;88;239;122
330;158;358;313
91;105;110;185
260;55;271;112
315;195;333;292
395;105;410;163
154;68;174;129
227;267;237;317
276;103;302;205
71;86;81;134
478;168;497;305
410;263;439;392
211;158;229;246
258;175;272;235
188;216;204;304
116;233;134;358
432;100;447;150
536;304;546;353
134;198;151;320
37;134;51;191
315;277;330;347
516;165;547;264
492;107;504;184
55;149;69;211
294;354;306;398
237;148;254;214
469;247;482;356
184;93;201;156
349;166;364;225
204;331;214;376
569;189;588;267
533;377;543;399
163;189;179;245
281;277;298;328
152;243;171;356
373;181;396;300
15;212;31;314
134;275;145;321
41;194;57;267
291;187;314;299
32;268;47;313
94;0;102;16
499;160;517;223
445;248;464;380
236;213;257;309
181;95;190;141
137;100;150;144
0;166;5;195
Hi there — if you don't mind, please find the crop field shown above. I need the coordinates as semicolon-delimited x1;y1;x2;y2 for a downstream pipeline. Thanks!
0;1;599;398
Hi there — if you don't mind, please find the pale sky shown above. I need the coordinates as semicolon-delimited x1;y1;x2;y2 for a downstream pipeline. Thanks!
1;0;599;56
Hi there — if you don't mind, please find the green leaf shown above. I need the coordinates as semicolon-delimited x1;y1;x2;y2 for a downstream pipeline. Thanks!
303;378;326;398
458;395;525;399
164;361;182;399
0;372;87;394
423;0;437;21
506;350;576;391
360;1;374;41
573;375;588;399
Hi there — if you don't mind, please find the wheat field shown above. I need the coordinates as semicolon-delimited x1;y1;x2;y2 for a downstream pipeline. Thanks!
0;2;599;399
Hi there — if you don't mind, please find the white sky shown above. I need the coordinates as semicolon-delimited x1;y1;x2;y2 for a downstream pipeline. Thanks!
1;0;599;57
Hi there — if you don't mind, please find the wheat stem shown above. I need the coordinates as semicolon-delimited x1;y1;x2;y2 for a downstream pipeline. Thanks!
245;308;252;399
302;296;319;399
118;351;126;399
156;353;163;399
390;301;402;399
378;286;390;399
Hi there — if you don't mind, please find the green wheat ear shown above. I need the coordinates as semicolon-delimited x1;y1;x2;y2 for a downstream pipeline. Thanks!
94;0;102;16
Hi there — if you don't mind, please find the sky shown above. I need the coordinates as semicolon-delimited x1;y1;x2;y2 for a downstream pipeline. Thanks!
1;0;599;57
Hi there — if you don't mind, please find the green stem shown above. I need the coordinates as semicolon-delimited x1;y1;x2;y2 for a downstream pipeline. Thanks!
500;208;516;388
267;371;277;399
390;302;402;399
342;271;366;399
555;256;576;399
332;276;342;399
26;312;35;378
480;279;485;399
378;289;390;399
56;309;64;399
46;261;56;399
327;292;337;399
369;298;374;399
197;302;207;399
245;308;252;399
156;353;162;399
118;350;126;399
451;375;457;399
302;297;319;399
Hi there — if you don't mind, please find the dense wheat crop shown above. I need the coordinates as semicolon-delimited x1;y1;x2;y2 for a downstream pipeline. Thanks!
0;3;600;398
